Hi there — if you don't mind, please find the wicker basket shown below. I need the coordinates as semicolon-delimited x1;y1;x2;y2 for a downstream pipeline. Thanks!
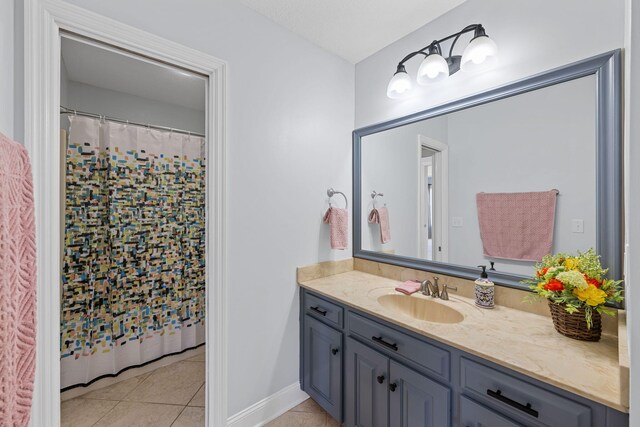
548;301;602;341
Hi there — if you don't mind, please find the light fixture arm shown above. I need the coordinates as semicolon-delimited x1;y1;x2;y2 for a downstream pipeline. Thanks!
395;24;483;68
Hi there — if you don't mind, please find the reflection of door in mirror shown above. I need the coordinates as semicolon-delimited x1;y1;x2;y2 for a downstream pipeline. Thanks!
419;135;448;262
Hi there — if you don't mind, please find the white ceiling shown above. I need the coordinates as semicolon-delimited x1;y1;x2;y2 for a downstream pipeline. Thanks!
61;37;206;111
237;0;467;63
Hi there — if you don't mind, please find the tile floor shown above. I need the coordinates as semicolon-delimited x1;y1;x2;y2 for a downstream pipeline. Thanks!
61;353;206;427
266;398;340;427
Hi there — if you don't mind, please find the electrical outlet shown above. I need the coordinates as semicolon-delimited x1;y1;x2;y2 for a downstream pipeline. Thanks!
452;217;463;227
571;219;584;233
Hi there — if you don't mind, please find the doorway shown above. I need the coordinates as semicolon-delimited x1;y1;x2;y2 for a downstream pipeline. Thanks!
24;1;227;425
58;33;207;425
418;134;449;262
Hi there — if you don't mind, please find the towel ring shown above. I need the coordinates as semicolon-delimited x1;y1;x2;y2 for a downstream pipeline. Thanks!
371;190;386;207
327;188;348;209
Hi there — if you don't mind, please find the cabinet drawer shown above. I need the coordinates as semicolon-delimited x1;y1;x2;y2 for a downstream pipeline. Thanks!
305;292;343;328
460;396;523;427
460;358;591;427
348;311;450;382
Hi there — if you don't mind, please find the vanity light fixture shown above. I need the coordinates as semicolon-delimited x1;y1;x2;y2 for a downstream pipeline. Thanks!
387;24;498;99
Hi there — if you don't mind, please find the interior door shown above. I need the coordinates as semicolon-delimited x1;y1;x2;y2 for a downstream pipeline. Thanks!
389;360;450;427
303;315;343;420
345;338;389;427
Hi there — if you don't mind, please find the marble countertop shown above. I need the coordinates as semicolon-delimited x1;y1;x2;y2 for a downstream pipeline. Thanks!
299;270;628;412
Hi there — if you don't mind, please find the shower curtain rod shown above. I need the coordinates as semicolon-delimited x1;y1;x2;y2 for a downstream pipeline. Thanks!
60;106;206;138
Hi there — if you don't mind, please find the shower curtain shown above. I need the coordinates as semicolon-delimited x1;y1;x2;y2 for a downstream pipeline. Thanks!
60;116;206;389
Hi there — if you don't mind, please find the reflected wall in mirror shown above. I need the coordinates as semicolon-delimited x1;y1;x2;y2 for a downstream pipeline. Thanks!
354;51;622;290
361;76;595;276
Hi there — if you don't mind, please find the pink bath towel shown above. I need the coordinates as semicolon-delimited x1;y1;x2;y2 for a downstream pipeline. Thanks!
395;281;421;295
476;190;558;261
0;133;37;427
323;207;348;250
368;207;391;244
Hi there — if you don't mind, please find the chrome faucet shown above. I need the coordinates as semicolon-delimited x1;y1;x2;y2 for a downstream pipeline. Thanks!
420;280;432;296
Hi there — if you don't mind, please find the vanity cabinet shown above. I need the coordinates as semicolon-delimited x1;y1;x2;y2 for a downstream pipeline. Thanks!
345;338;450;427
301;293;344;421
300;289;628;427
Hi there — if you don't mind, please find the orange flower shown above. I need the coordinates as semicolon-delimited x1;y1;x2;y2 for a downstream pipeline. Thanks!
544;279;564;291
584;275;602;288
537;267;549;277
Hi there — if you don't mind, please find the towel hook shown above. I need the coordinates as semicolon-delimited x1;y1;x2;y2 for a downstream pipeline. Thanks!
327;187;348;210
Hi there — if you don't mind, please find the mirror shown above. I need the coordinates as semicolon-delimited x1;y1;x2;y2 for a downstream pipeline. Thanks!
354;51;622;290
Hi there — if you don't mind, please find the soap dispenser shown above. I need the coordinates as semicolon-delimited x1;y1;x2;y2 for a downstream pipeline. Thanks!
474;265;495;309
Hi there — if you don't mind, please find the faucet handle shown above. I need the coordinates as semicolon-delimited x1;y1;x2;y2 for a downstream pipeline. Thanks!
440;283;457;300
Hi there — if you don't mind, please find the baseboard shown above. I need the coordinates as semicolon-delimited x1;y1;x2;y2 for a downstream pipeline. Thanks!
227;382;309;427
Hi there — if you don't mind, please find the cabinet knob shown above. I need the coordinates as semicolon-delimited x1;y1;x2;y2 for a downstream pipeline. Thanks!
389;382;397;392
376;375;385;384
331;348;339;355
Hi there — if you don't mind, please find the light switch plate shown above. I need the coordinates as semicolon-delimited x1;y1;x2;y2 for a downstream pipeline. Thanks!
452;217;463;227
571;219;584;233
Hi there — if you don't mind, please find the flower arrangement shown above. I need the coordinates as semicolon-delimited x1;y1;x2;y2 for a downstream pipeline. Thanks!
524;248;623;330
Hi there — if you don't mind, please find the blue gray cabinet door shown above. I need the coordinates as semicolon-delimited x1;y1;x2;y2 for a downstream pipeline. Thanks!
459;396;522;427
345;338;389;427
303;315;343;421
388;360;450;427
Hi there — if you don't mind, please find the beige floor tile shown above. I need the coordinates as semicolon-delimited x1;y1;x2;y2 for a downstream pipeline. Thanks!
187;353;206;362
125;361;205;405
290;398;324;413
172;406;205;427
83;373;152;401
94;401;183;427
266;411;327;427
61;398;119;427
325;415;340;427
188;385;205;407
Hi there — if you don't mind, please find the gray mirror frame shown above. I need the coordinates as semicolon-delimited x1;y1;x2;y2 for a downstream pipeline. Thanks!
353;50;622;294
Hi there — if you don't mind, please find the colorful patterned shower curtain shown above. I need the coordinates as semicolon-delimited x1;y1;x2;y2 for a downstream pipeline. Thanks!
61;116;206;389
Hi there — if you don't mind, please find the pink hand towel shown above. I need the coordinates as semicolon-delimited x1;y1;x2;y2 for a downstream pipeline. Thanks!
395;281;421;295
368;207;391;243
323;207;348;250
0;133;37;427
476;190;558;261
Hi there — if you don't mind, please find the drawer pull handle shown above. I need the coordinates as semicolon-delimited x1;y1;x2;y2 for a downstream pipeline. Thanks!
331;348;339;355
389;382;397;392
310;306;327;316
376;375;385;384
372;336;398;351
487;389;539;418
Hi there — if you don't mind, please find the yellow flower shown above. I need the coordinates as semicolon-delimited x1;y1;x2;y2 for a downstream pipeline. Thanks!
563;258;579;270
572;285;607;307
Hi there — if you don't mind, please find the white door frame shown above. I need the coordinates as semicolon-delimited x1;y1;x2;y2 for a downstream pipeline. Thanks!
418;134;449;262
24;1;227;425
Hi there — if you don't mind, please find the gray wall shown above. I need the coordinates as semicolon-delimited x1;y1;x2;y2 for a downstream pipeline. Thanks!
12;0;355;418
355;0;624;128
360;76;596;277
361;116;448;257
446;76;596;275
63;81;206;134
625;0;639;424
0;0;14;137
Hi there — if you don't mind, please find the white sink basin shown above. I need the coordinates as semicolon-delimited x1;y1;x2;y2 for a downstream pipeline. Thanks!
377;294;464;324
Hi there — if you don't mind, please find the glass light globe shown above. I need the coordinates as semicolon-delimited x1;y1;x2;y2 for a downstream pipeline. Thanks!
386;70;413;99
417;54;450;85
460;35;498;73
